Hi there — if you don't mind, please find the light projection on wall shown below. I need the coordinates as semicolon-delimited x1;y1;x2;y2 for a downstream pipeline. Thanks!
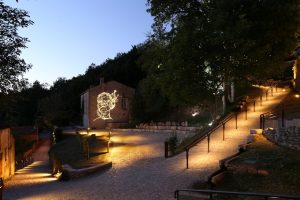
93;90;119;121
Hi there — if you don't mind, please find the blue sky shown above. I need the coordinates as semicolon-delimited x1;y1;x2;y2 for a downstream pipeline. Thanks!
5;0;153;85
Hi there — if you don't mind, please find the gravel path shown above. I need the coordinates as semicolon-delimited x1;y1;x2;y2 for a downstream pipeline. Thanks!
3;88;288;200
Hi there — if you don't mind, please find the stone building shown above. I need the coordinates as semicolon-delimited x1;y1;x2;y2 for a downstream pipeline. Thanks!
0;128;15;180
81;80;135;129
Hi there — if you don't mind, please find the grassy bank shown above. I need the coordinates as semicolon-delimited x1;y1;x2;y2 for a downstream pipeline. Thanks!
193;135;300;198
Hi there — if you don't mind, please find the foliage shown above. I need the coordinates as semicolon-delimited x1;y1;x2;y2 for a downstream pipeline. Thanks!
0;81;48;126
0;45;146;127
0;1;33;93
36;45;146;127
166;133;178;155
217;136;300;195
131;75;171;122
53;127;64;143
49;134;108;171
146;0;300;107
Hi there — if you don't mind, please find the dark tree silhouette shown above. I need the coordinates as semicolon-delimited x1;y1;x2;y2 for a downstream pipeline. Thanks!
0;1;33;93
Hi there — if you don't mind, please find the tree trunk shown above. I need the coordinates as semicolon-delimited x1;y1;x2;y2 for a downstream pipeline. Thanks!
222;68;230;114
230;81;235;103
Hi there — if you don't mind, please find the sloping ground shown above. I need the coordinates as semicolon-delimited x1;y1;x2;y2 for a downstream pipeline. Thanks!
214;135;300;198
3;88;288;200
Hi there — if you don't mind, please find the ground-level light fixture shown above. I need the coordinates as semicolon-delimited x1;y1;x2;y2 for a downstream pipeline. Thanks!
192;112;199;117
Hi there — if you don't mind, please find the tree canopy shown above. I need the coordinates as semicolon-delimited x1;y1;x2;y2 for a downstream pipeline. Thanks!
146;0;300;107
0;1;33;93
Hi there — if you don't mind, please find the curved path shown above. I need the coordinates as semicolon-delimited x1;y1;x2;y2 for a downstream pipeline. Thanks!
3;88;288;200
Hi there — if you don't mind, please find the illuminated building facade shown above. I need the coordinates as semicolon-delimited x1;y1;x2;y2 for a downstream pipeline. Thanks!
0;128;15;180
292;48;300;91
81;80;135;129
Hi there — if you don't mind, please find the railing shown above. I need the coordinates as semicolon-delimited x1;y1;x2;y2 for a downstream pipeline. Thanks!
174;189;300;200
170;84;276;169
261;90;300;130
181;96;260;169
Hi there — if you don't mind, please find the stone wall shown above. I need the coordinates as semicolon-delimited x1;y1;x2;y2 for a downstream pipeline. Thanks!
264;123;300;151
113;123;203;144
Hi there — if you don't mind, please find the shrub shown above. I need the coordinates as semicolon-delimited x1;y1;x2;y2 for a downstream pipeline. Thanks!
53;127;64;143
167;133;178;155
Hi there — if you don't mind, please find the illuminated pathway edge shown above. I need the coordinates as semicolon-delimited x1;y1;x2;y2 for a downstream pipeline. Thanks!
4;88;288;200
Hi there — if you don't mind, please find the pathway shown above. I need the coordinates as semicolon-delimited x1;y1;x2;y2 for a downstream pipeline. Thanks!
3;87;288;200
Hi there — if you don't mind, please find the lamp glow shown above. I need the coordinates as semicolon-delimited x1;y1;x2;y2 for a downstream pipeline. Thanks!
93;90;119;121
192;112;199;117
295;94;300;98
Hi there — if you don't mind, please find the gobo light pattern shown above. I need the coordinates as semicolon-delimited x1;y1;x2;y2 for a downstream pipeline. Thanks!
94;90;119;121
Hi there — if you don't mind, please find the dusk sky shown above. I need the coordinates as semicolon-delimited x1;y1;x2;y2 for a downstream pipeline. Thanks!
6;0;153;85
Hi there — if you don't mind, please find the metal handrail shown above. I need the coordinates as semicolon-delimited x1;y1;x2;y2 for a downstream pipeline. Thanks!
185;112;236;150
175;86;275;168
174;189;300;199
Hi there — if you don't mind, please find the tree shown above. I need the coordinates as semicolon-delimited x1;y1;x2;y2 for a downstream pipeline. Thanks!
146;0;300;112
0;1;33;93
0;81;49;126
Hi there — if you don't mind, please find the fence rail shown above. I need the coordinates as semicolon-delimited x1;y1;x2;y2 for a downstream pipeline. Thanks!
174;189;300;200
171;83;280;169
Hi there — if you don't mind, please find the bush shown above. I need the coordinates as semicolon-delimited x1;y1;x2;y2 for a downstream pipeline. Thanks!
53;127;64;143
167;133;178;155
59;170;70;181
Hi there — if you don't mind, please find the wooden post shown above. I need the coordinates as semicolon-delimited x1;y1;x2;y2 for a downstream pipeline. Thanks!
260;95;262;106
107;141;110;153
282;104;285;128
235;113;238;129
271;87;273;96
265;91;268;101
186;149;189;169
222;123;225;141
253;100;256;112
207;134;210;153
165;141;169;158
245;105;248;120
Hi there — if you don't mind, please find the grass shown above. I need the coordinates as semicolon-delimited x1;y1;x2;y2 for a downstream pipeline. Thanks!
193;135;300;198
50;135;109;169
